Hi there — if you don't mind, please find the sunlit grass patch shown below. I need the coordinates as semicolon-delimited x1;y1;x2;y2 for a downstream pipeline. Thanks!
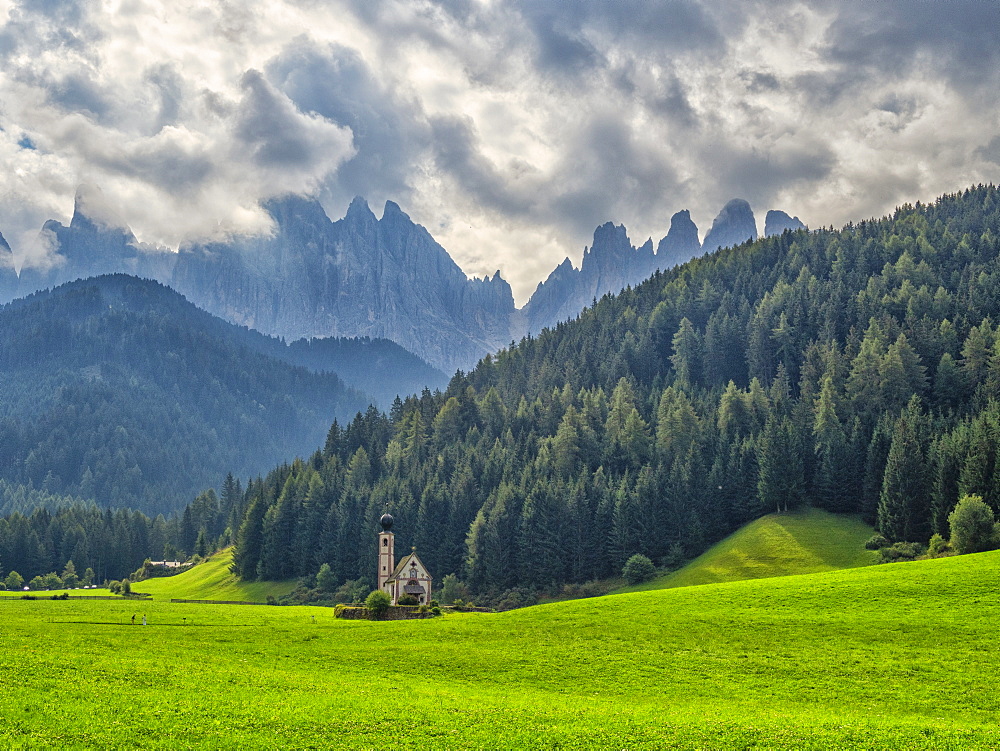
623;507;877;593
134;548;296;602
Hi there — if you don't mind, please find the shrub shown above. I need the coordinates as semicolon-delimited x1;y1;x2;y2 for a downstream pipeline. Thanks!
865;533;890;551
397;594;419;606
877;542;926;563
3;571;23;591
622;554;656;584
333;577;370;605
439;574;471;605
266;595;277;605
928;533;952;557
948;494;996;554
315;563;338;592
661;543;686;570
108;580;122;595
560;580;616;599
431;606;442;616
364;590;391;619
494;588;536;612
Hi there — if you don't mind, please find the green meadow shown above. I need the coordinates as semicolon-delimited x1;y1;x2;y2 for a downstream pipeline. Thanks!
2;549;999;749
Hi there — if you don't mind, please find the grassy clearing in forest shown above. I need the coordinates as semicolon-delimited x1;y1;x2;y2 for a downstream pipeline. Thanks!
622;507;878;593
1;550;998;748
133;548;296;602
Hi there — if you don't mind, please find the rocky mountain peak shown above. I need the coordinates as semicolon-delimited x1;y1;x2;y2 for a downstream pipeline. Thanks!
656;209;701;269
382;200;405;220
263;194;331;228
345;195;377;223
702;199;757;253
764;210;806;237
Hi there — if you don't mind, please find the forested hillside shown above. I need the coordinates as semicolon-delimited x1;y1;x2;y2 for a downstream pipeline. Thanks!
0;275;369;515
226;185;1000;601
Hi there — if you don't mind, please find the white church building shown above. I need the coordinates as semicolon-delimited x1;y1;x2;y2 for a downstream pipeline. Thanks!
377;511;433;605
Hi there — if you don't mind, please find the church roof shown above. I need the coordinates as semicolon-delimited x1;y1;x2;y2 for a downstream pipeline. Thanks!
388;551;432;581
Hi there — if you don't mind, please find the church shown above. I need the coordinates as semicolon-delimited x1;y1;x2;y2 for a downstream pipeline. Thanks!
377;510;433;605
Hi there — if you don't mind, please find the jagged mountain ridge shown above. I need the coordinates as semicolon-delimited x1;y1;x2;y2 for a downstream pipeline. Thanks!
523;208;707;336
7;191;807;370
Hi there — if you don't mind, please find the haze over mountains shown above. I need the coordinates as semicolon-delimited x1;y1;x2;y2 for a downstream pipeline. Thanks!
0;232;17;302
5;190;804;373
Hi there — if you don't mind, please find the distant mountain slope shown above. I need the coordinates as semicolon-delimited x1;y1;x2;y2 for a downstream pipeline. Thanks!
0;275;371;514
522;200;803;335
281;337;447;408
622;508;876;593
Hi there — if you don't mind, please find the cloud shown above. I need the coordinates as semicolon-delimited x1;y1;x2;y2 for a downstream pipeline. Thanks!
0;0;997;304
234;69;353;178
264;37;428;208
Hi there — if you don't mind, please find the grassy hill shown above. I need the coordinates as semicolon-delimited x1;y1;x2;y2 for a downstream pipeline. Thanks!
134;548;296;602
2;551;999;747
623;507;877;593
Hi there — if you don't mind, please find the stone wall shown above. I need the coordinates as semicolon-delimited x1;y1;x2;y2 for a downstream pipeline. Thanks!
334;605;435;621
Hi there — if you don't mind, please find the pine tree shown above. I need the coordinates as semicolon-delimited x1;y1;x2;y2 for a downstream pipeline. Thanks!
670;317;701;387
757;415;803;513
232;494;267;580
878;407;930;542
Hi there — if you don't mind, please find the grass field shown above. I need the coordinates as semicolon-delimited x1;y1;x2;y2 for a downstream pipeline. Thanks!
134;548;296;602
1;548;998;748
621;507;877;594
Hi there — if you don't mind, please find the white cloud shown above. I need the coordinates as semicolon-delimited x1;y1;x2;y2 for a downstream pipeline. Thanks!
0;0;998;303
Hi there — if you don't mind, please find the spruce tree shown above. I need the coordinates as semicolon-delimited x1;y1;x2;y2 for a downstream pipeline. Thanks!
878;408;930;542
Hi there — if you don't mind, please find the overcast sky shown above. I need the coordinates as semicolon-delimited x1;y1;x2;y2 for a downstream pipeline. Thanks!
1;0;999;304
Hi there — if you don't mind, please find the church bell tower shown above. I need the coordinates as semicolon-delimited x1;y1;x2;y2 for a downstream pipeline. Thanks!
377;509;395;591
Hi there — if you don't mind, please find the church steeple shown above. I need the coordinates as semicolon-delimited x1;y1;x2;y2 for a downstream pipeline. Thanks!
377;504;395;592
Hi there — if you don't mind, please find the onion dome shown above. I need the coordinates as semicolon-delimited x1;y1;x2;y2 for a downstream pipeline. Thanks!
379;513;394;531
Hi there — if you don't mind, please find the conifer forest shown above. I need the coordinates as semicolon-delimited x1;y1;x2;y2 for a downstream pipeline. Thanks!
5;186;1000;598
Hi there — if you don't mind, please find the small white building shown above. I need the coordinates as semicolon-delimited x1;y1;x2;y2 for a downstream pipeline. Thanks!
377;511;433;605
383;551;433;605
